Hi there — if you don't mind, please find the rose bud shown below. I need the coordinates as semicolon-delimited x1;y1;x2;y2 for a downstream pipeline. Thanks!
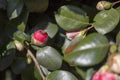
14;40;24;51
96;1;112;10
107;53;120;74
92;71;117;80
66;30;86;40
31;29;48;46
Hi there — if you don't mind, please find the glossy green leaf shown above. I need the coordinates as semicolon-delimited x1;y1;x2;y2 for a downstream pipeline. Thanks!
47;70;78;80
55;5;89;31
45;23;58;38
13;30;31;43
11;58;27;74
25;0;49;12
0;49;15;71
93;8;120;34
111;6;120;34
64;36;84;54
13;31;26;43
36;46;62;70
7;0;23;19
116;6;120;13
116;31;120;45
64;33;109;67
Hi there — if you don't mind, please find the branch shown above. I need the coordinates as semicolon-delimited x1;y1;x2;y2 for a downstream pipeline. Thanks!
27;49;46;80
112;0;120;6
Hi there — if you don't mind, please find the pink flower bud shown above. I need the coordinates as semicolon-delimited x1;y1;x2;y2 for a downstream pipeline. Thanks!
92;71;117;80
31;29;48;46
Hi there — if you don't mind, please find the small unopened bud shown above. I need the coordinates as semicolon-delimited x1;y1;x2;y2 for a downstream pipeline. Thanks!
31;29;48;46
110;44;117;53
14;40;24;51
96;1;112;10
27;56;32;64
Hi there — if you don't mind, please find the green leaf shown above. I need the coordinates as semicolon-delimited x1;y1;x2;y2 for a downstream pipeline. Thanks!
64;36;84;54
13;30;31;43
64;33;109;67
36;46;62;70
55;5;89;31
116;6;120;13
93;8;120;34
116;31;120;45
11;57;27;74
47;70;78;80
24;0;49;12
13;31;26;43
0;49;15;71
7;0;23;19
45;23;58;38
17;22;26;32
34;66;42;80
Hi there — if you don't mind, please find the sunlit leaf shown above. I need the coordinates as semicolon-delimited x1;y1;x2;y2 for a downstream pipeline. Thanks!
64;33;109;66
45;23;58;38
55;5;89;31
36;46;62;70
93;8;120;34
